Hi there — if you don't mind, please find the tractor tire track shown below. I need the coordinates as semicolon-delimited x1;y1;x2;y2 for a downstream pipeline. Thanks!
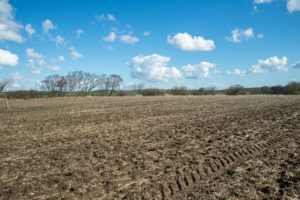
121;132;300;200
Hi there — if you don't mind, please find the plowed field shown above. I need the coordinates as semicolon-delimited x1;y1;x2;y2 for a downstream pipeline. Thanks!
0;95;300;200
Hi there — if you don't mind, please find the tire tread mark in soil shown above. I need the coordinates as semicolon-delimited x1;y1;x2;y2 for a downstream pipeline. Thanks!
123;132;299;199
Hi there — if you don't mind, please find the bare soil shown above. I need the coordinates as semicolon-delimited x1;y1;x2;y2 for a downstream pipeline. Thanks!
0;95;300;200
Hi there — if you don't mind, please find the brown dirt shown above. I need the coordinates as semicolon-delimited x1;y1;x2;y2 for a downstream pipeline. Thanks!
0;95;299;200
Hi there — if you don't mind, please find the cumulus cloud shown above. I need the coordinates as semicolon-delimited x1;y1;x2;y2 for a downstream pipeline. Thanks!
26;48;44;59
76;29;84;38
143;31;151;36
103;32;117;42
167;33;215;51
26;59;45;74
25;24;35;37
226;69;246;76
42;19;57;33
0;49;19;66
248;56;288;74
226;28;254;42
254;0;272;3
227;56;288;76
257;34;263;38
69;46;83;60
0;0;24;43
120;35;139;45
9;71;24;79
126;54;183;82
287;0;300;12
290;61;300;68
47;65;61;71
181;62;216;79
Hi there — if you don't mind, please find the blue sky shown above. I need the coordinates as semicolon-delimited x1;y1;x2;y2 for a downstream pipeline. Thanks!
0;0;299;91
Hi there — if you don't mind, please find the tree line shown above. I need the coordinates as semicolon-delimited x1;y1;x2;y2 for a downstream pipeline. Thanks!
1;73;300;99
224;81;300;95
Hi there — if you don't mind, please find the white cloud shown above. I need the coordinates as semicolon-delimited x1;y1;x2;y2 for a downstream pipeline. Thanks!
254;0;272;4
26;59;44;74
257;34;263;38
120;35;139;45
104;45;114;50
76;29;84;38
42;19;57;33
47;65;61;71
9;71;24;79
181;62;216;79
167;32;215;51
143;31;151;36
125;24;132;29
95;14;105;21
287;0;300;12
247;56;288;74
58;55;65;62
25;24;35;37
110;27;125;34
290;61;300;68
254;6;259;12
6;80;20;90
126;54;183;82
103;32;117;42
0;66;3;70
55;35;65;46
226;69;246;76
69;46;83;60
107;14;117;21
0;0;24;43
228;56;288;76
26;48;44;59
226;28;254;42
0;48;19;66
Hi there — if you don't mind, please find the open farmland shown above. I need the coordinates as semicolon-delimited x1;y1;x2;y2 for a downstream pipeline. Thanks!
0;95;300;200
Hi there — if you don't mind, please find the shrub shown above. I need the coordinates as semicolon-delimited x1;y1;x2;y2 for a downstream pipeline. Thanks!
141;88;166;96
117;91;128;96
6;90;41;100
169;86;189;95
225;85;246;95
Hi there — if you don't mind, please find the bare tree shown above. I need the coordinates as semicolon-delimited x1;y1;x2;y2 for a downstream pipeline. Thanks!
65;71;83;96
56;76;68;97
79;72;105;96
104;75;111;92
137;82;145;94
0;78;12;92
40;74;62;97
109;74;123;96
